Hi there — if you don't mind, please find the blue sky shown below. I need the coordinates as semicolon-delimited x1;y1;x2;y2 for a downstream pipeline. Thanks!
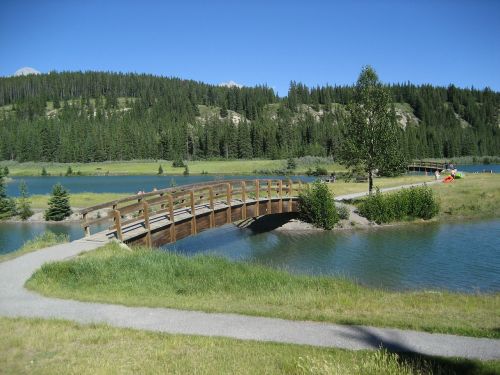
1;0;499;95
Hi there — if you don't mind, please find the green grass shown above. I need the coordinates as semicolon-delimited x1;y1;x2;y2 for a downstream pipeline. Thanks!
329;175;434;196
2;317;498;375
29;192;130;209
0;232;69;262
27;243;500;339
432;174;500;220
1;159;345;177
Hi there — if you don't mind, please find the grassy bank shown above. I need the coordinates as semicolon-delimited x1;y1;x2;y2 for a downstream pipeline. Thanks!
2;158;346;177
0;232;68;263
329;175;434;196
432;174;500;220
27;243;500;339
2;318;498;374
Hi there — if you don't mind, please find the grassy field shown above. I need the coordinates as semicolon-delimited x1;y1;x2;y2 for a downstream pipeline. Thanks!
2;318;498;375
432;174;500;220
1;158;346;177
27;243;500;339
29;192;129;209
0;232;68;263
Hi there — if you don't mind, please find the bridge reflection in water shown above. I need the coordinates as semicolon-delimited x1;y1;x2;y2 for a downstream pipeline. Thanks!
81;179;303;247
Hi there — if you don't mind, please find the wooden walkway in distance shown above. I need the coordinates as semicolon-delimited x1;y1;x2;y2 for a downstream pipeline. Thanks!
81;179;304;247
407;160;446;172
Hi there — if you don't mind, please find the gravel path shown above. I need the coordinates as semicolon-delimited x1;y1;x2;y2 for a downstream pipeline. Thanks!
1;237;499;360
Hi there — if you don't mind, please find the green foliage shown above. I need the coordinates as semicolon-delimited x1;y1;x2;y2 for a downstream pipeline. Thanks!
41;167;48;176
44;183;72;221
286;157;297;170
358;186;439;224
17;180;33;220
298;181;338;229
157;165;163;175
0;170;16;220
172;158;185;168
65;166;73;176
338;66;407;192
3;166;9;176
305;166;328;176
183;165;189;176
337;204;350;220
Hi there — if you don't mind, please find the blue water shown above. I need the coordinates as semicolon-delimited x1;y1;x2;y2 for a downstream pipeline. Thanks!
164;219;500;293
5;174;315;197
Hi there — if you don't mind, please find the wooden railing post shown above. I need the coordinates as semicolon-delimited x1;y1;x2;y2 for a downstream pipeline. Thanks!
241;181;247;219
168;194;175;243
190;190;197;235
226;183;232;223
255;180;260;216
82;213;90;237
267;180;272;214
209;187;215;228
143;202;152;247
288;179;293;212
113;210;123;242
278;180;283;213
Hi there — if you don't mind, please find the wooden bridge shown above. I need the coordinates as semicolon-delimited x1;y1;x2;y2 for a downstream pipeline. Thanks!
407;160;446;172
81;179;304;247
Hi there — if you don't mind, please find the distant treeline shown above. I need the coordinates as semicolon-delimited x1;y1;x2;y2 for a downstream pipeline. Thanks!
0;71;498;162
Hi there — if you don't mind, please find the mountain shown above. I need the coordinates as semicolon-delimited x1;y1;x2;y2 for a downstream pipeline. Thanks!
13;67;41;77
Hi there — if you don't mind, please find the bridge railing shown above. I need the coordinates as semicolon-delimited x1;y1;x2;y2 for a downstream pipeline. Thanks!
409;160;446;170
80;178;304;240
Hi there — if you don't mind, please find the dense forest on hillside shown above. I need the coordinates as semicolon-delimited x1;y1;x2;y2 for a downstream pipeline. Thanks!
0;71;498;162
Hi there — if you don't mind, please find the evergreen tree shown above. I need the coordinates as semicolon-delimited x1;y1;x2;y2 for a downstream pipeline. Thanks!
3;166;9;176
183;165;189;176
338;66;406;193
17;180;33;220
45;183;72;221
0;170;16;220
41;167;48;176
158;165;164;175
65;166;73;176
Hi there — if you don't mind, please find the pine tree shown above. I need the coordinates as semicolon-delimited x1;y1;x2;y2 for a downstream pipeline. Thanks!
0;170;16;219
3;166;9;176
17;180;33;220
45;183;72;221
66;166;73;176
158;165;164;175
41;167;48;176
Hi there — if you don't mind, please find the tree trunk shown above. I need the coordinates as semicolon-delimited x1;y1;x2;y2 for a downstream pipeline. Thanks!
368;169;373;194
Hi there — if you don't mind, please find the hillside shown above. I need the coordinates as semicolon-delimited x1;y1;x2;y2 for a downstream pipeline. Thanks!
0;71;499;162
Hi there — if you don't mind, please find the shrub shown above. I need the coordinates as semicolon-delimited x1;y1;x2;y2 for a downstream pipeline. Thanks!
358;185;439;224
286;157;297;170
0;170;16;220
158;165;163;175
41;167;48;176
298;181;338;229
183;165;189;176
337;204;350;220
305;166;328;176
65;166;73;176
45;184;72;221
172;159;185;168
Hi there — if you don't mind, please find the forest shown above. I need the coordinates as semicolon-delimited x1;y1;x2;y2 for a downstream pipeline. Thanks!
0;71;498;162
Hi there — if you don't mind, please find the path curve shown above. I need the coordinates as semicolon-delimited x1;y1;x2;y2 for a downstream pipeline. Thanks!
1;238;499;361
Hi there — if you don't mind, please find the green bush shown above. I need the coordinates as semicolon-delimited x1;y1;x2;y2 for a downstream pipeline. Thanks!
358;185;439;224
337;204;350;220
172;159;185;168
298;181;338;229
